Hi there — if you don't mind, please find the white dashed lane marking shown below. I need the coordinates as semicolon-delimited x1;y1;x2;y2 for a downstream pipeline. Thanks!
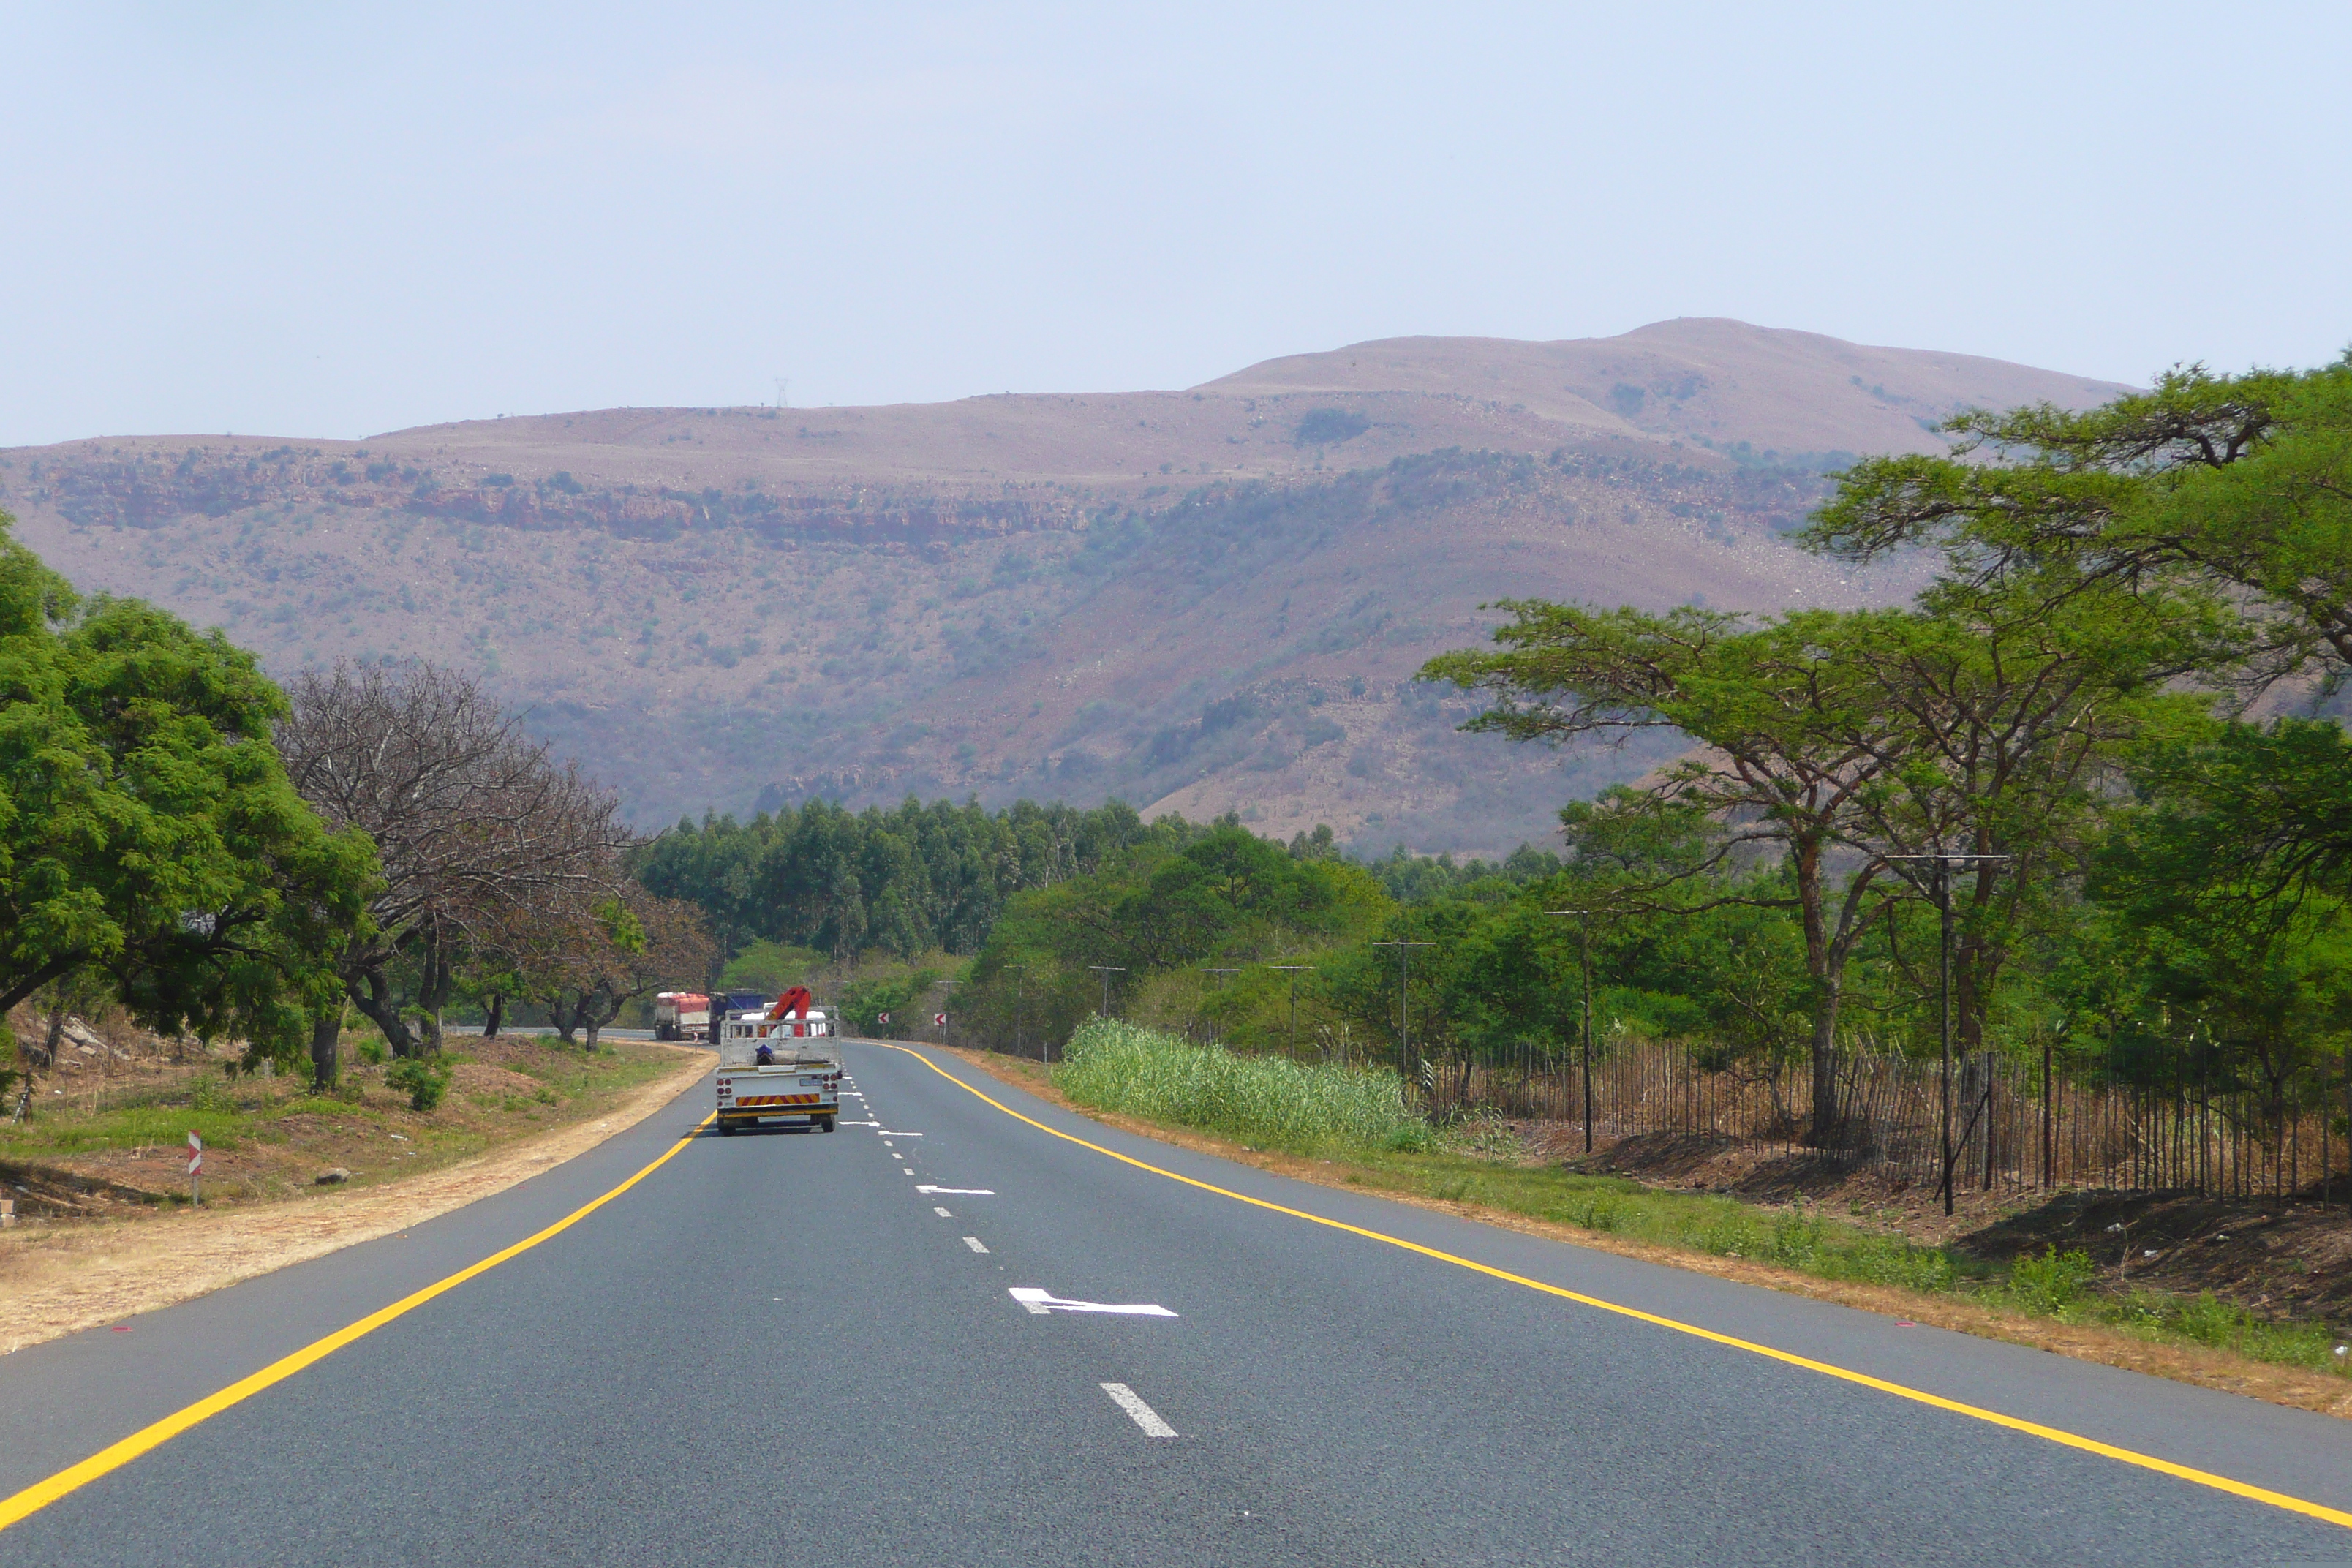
963;1237;990;1254
933;1207;953;1218
1100;1383;1177;1438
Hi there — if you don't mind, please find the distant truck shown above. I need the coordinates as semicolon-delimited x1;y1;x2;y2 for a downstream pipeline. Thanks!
714;987;840;1134
652;992;709;1041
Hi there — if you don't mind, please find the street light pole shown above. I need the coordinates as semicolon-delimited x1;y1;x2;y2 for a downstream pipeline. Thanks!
1545;911;1597;1154
1371;941;1434;1083
1886;852;2009;1216
1087;965;1126;1019
1267;966;1316;1058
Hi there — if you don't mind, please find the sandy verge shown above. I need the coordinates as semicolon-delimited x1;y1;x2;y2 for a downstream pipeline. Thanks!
0;1051;712;1356
940;1046;2352;1422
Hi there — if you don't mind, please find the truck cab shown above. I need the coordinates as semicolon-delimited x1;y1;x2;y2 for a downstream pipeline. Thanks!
713;1004;840;1134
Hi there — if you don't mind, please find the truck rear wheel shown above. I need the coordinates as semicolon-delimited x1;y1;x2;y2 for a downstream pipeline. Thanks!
819;1115;836;1133
716;1118;734;1136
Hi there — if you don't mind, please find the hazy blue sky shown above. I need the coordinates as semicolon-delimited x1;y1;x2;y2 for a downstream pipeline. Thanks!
4;2;2345;446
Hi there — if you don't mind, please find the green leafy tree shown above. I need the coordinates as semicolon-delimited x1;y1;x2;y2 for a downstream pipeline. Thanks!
1425;603;1907;1140
0;513;374;1058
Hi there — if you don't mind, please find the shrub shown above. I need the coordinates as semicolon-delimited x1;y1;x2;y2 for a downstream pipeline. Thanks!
386;1058;452;1112
2008;1245;2096;1314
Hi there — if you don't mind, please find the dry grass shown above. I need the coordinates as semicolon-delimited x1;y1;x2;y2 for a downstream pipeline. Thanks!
0;1049;709;1355
943;1045;2352;1422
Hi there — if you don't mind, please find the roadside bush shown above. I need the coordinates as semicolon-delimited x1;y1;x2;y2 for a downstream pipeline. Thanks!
2008;1245;2096;1314
386;1058;452;1113
1057;1019;1427;1154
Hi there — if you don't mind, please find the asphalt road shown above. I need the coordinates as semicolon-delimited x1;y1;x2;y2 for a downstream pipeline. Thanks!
2;1040;2351;1566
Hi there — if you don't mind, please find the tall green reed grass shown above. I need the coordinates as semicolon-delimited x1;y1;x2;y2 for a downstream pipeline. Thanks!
1056;1019;1430;1154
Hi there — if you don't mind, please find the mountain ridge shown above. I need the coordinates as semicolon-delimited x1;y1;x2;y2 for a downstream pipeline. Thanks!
0;320;2130;855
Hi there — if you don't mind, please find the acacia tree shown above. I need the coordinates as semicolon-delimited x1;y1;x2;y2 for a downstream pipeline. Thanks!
277;661;630;1082
0;514;374;1058
1825;570;2233;1057
1809;359;2352;674
1425;603;1910;1142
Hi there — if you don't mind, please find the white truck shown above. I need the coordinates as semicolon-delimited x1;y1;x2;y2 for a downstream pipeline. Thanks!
713;993;840;1134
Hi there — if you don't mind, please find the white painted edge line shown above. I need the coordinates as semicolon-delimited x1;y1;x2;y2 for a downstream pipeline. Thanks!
1008;1287;1177;1319
963;1236;990;1254
933;1206;953;1217
917;1186;994;1196
1100;1383;1177;1438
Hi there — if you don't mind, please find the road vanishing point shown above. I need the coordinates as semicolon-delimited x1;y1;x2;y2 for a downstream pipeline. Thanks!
1;1041;2349;1566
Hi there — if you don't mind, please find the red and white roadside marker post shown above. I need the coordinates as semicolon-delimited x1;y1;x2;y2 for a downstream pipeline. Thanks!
187;1131;202;1207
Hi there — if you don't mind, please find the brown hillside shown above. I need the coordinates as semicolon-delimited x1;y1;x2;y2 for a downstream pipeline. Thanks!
0;321;2127;854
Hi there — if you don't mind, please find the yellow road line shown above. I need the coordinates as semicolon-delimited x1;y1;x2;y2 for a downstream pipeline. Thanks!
0;1112;714;1533
872;1042;2352;1534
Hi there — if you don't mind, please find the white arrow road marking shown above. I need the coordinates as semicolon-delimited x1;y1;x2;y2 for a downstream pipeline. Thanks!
917;1186;994;1196
963;1236;990;1253
1009;1288;1177;1319
1100;1383;1177;1438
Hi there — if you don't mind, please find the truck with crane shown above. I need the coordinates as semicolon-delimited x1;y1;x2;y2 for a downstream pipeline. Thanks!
713;987;840;1134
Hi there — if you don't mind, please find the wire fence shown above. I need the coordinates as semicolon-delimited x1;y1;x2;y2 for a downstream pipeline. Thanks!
1406;1036;2351;1204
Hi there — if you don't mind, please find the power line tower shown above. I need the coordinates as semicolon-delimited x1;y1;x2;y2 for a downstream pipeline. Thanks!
773;377;791;410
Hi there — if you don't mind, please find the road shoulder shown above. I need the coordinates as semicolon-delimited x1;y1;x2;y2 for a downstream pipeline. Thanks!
0;1050;711;1355
939;1044;2352;1422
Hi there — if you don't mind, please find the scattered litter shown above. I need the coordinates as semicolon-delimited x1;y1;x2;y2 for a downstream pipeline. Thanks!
1894;1320;1917;1328
2215;1234;2230;1242
2105;1222;2125;1233
2143;1249;2160;1259
2336;1346;2348;1358
388;1134;409;1142
315;1168;352;1186
109;1326;129;1333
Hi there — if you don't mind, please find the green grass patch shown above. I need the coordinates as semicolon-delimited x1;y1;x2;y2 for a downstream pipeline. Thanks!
1057;1018;1430;1155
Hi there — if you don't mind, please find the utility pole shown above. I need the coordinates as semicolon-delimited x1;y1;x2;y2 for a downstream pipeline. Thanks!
1088;965;1126;1019
1545;911;1598;1155
1267;965;1316;1057
1371;941;1434;1082
1886;852;2008;1216
1198;968;1240;1046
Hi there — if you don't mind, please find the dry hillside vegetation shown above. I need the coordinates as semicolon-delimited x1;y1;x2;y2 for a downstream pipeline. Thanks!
0;320;2127;850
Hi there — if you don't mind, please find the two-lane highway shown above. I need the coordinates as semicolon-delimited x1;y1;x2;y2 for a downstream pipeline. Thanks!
2;1041;2350;1565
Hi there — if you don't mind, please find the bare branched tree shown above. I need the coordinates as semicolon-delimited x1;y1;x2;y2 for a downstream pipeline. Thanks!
278;661;632;1082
